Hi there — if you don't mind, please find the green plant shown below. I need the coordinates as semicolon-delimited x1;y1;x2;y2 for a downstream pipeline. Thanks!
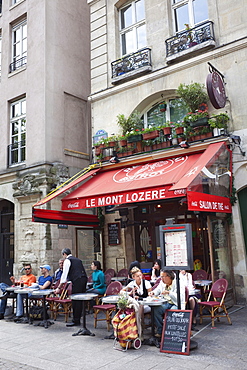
117;295;129;310
183;110;209;124
141;126;159;134
176;82;209;113
208;113;230;129
158;121;174;129
116;111;143;136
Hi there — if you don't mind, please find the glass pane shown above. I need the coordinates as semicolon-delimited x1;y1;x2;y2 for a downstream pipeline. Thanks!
136;0;145;22
21;121;26;132
16;28;21;42
12;122;19;135
193;0;208;24
14;42;20;58
122;30;134;55
12;103;20;117
22;39;27;54
121;4;132;29
22;24;27;39
174;4;189;32
21;100;26;114
169;98;188;123
137;24;146;49
147;103;167;127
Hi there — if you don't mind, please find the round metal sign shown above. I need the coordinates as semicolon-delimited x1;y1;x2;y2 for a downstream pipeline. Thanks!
206;71;226;109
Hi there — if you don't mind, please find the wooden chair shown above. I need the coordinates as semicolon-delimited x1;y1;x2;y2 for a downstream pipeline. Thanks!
105;268;116;278
198;278;232;328
93;281;122;331
192;269;208;280
53;282;73;322
46;281;68;319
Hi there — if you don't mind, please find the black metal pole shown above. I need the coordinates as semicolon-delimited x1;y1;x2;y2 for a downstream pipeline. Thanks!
175;270;181;310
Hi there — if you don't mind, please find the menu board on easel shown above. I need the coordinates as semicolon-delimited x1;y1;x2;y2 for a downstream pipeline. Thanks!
160;309;193;355
159;224;193;270
108;223;120;246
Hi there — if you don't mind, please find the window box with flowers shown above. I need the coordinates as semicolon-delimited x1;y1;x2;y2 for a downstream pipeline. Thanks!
141;127;160;140
183;110;209;127
173;121;185;135
126;130;143;143
158;121;173;136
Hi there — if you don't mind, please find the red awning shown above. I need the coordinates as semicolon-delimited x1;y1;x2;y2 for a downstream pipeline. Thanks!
187;192;232;213
32;208;100;228
62;152;206;210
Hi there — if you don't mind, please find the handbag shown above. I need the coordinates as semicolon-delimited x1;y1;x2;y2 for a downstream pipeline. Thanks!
29;305;46;321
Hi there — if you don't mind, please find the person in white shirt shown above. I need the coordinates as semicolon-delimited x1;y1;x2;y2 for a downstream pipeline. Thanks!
180;270;200;326
149;269;185;336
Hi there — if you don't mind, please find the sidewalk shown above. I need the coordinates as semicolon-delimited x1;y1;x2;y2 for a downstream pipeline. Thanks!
0;305;246;370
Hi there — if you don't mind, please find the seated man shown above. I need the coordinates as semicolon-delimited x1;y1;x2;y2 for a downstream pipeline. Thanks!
52;259;64;284
15;265;52;322
149;269;185;337
0;263;36;320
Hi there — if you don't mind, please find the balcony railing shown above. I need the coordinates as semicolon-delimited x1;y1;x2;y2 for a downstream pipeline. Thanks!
165;21;215;59
9;56;27;73
111;48;152;82
7;140;26;167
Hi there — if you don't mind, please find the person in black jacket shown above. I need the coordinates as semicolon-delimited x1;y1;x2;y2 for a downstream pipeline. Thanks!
55;248;87;327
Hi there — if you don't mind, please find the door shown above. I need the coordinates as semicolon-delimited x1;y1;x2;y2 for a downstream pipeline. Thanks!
0;200;14;284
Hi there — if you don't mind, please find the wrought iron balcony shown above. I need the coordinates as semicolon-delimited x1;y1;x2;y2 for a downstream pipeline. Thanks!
7;140;26;167
165;21;215;62
9;56;27;73
111;48;152;83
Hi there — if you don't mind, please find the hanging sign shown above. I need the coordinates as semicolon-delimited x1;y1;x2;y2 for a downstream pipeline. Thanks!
206;71;226;109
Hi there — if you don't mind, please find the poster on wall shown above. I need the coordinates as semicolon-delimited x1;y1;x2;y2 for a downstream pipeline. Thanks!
159;224;193;270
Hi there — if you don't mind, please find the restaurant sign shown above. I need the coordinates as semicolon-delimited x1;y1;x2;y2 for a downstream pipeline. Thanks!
187;192;231;213
65;186;186;209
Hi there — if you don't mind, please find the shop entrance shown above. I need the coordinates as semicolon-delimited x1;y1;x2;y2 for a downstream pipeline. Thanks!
0;200;14;284
134;200;210;273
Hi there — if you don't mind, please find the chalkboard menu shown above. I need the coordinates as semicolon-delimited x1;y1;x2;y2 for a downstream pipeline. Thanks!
160;310;192;355
108;223;120;246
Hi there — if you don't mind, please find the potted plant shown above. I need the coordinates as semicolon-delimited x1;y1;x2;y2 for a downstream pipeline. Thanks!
183;110;209;127
116;110;143;136
174;121;185;135
208;113;229;129
159;121;173;136
176;82;209;114
117;135;128;147
185;24;197;47
141;126;160;140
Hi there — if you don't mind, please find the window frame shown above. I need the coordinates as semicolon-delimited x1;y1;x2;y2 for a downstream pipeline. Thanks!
9;98;26;166
119;0;146;56
11;19;27;71
172;0;209;33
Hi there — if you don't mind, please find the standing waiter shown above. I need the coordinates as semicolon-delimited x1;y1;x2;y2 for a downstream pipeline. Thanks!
56;248;87;327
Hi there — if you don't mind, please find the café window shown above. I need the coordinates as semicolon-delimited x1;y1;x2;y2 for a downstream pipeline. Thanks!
120;0;146;56
172;0;209;32
142;98;187;128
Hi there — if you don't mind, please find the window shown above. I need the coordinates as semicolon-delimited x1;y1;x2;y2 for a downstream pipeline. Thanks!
12;0;21;5
0;1;2;13
120;0;146;56
9;98;26;165
142;99;187;128
172;0;208;32
0;31;2;77
10;20;27;72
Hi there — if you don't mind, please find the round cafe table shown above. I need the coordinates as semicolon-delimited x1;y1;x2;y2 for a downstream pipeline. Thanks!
102;295;120;339
31;289;54;328
71;293;98;337
14;287;34;323
139;298;165;347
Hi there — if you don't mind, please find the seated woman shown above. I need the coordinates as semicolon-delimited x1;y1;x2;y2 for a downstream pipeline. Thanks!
87;260;106;295
179;270;200;327
151;259;162;284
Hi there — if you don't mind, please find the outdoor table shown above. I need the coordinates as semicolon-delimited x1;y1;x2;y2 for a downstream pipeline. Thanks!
139;297;165;347
194;280;212;287
31;289;54;328
111;277;127;282
102;295;120;339
71;293;98;336
14;287;34;323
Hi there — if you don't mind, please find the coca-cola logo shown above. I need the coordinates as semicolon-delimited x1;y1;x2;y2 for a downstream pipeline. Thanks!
67;202;79;208
113;157;188;183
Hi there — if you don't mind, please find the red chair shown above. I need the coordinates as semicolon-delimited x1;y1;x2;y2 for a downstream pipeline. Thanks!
198;278;232;328
192;269;208;280
105;268;116;278
105;273;112;286
93;281;122;331
116;269;128;278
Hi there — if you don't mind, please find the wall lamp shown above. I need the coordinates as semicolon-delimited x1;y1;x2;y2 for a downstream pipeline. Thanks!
179;140;190;149
230;135;245;156
109;151;120;163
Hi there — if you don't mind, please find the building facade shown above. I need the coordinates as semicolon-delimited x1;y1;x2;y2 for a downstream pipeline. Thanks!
0;0;93;281
87;0;247;303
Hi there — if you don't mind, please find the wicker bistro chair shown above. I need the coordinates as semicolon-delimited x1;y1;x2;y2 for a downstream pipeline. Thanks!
198;278;232;328
93;281;122;331
116;269;128;278
52;282;73;322
46;281;68;319
192;269;208;281
105;274;112;286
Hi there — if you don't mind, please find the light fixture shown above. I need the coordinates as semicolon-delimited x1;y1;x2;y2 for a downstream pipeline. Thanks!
109;151;119;163
179;140;190;149
229;135;245;156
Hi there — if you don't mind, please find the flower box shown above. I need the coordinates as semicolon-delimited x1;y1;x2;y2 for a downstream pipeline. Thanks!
127;134;143;143
175;127;184;135
142;130;159;140
163;127;172;136
191;117;209;127
119;139;127;147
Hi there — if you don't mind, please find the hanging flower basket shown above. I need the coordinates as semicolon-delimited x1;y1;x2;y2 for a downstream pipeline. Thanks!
175;127;184;135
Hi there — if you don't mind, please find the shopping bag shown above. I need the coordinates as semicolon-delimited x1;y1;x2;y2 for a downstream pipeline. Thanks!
112;308;138;349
